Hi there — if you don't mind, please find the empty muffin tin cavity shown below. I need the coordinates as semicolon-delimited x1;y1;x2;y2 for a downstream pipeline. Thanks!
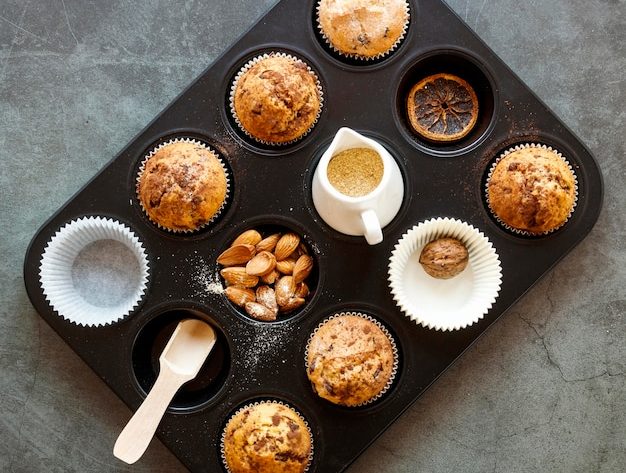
395;50;497;156
218;219;321;324
132;308;231;411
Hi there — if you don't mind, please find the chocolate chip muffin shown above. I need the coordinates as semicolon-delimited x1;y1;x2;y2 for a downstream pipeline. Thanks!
317;0;410;59
231;53;322;144
487;144;577;234
222;402;312;473
306;314;396;407
419;237;469;279
137;140;228;232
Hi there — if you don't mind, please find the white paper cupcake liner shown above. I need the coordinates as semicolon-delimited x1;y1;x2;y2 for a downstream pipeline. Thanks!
485;143;579;237
315;0;410;61
136;137;231;233
229;52;324;146
39;216;150;327
304;312;399;407
220;400;314;473
388;218;502;331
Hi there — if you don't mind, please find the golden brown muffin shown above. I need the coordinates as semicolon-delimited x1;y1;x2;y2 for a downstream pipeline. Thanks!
222;402;312;473
487;145;577;234
306;314;395;406
407;73;479;142
232;54;321;144
317;0;409;59
419;237;469;279
137;141;227;231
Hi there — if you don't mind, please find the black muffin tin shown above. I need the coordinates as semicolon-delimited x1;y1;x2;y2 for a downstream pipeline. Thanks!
23;0;603;471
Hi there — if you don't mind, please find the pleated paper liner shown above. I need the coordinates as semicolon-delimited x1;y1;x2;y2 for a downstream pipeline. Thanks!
388;217;502;331
220;400;314;473
485;143;579;237
39;216;150;327
229;52;324;146
304;312;399;407
135;137;231;234
315;0;410;62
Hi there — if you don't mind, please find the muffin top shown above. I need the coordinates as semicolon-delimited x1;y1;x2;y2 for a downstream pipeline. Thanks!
137;141;227;231
487;146;576;234
222;402;312;473
232;54;321;144
317;0;409;58
306;314;395;406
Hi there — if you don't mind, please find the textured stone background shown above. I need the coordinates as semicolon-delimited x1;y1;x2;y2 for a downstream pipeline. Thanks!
1;0;624;472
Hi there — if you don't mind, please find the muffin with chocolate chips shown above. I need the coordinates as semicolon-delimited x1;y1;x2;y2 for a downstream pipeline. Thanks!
231;53;322;144
317;0;410;59
306;313;396;407
487;144;577;234
137;140;228;232
222;401;312;473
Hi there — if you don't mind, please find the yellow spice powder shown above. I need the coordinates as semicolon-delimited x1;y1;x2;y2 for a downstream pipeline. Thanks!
327;148;383;197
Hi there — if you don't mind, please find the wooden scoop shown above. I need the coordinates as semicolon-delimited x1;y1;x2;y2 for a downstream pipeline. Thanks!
113;319;216;464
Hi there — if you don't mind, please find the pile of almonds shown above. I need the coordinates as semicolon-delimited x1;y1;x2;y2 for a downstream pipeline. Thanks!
218;229;314;321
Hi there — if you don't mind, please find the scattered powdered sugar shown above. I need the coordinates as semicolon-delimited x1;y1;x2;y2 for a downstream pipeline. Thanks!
186;253;224;298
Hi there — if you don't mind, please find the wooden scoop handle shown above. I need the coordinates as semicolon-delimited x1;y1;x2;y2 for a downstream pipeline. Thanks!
113;365;189;464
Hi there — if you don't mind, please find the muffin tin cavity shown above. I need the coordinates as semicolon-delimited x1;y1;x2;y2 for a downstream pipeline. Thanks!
39;216;149;327
132;308;230;411
396;50;497;155
218;221;321;323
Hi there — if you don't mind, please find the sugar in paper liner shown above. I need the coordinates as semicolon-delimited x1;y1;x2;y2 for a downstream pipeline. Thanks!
39;216;149;327
388;217;502;331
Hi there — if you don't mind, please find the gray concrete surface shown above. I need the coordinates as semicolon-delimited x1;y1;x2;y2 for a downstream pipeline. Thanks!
1;0;624;471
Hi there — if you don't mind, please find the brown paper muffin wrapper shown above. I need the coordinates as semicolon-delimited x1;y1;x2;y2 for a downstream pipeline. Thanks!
304;312;399;407
220;400;314;473
485;143;579;237
229;52;324;146
39;216;150;327
315;0;410;61
136;137;231;233
388;217;503;331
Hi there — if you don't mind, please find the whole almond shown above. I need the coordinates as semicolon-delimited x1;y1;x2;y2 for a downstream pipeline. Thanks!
274;233;300;261
297;242;309;256
225;286;255;307
256;285;278;316
232;229;262;247
275;275;296;307
217;244;256;266
295;281;310;299
292;254;313;284
276;258;295;275
245;302;277;321
246;251;276;276
260;269;280;285
279;297;305;313
220;267;259;288
256;233;281;253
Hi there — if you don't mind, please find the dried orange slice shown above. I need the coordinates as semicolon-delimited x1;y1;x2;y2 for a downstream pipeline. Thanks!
407;73;479;142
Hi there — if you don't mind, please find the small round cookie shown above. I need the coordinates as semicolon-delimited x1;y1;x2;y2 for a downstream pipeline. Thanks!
487;144;577;234
306;313;396;407
317;0;409;59
137;140;228;232
222;401;312;473
232;54;321;144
